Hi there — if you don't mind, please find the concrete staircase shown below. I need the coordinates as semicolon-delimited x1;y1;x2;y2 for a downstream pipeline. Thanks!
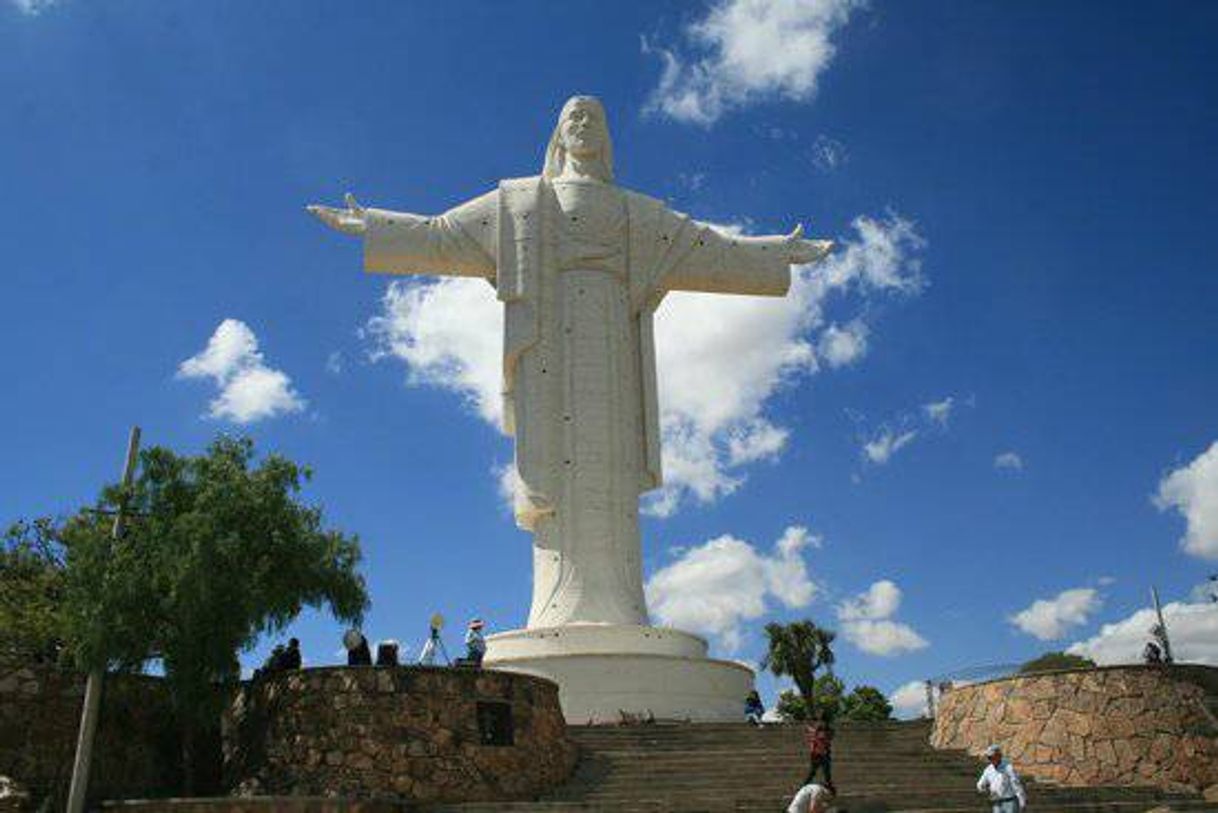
429;720;1215;813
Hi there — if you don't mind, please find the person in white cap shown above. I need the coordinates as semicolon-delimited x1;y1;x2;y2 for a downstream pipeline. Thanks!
465;618;487;667
786;782;831;813
976;744;1026;813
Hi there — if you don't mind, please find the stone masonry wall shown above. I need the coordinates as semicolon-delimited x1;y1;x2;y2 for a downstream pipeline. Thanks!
0;663;186;808
931;665;1218;791
224;666;576;803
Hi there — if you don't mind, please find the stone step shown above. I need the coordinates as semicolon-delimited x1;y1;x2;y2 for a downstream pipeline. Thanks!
555;769;1005;785
566;744;947;755
564;764;979;773
567;745;969;760
430;801;1218;813
566;737;940;748
556;787;1186;803
555;770;984;786
567;724;932;738
498;719;1212;813
568;729;934;741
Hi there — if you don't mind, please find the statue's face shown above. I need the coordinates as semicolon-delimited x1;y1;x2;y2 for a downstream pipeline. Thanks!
560;101;607;160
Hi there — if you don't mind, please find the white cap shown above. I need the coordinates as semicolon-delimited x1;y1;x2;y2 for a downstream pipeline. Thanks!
984;744;1002;757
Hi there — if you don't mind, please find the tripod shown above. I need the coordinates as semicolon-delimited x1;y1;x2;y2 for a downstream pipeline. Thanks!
418;625;451;666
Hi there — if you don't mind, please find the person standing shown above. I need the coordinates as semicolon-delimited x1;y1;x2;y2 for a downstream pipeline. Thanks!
465;618;487;667
345;630;372;666
745;690;765;725
786;782;832;813
804;718;836;795
278;638;302;670
976;744;1027;813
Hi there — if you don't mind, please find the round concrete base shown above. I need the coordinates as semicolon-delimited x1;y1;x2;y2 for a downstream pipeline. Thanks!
484;624;754;724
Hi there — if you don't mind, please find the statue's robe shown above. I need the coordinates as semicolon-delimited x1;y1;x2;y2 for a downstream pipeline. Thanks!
363;176;790;628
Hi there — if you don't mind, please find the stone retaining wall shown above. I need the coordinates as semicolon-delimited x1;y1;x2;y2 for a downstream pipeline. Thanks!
224;666;576;803
0;663;191;808
931;665;1218;791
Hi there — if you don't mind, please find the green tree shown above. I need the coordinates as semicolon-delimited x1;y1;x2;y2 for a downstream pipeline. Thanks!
1;518;68;664
776;677;895;722
775;688;808;721
840;685;894;721
59;435;369;790
1019;651;1096;674
761;620;836;711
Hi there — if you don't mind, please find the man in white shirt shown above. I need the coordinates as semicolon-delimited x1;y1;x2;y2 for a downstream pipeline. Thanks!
976;744;1027;813
464;617;487;666
787;782;832;813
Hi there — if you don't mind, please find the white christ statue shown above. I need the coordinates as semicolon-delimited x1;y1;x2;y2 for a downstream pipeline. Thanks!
310;96;831;634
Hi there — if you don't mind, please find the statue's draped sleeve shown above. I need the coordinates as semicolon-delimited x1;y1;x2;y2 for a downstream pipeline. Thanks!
363;190;498;280
623;194;791;300
622;192;792;491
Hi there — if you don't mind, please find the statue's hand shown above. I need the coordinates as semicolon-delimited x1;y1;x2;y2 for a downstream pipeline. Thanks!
785;224;833;265
306;193;367;236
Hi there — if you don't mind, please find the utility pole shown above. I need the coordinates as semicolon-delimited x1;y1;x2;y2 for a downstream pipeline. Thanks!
67;426;141;813
1150;586;1174;665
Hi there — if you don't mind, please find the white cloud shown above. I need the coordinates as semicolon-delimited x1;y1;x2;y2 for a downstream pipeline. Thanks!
325;351;344;375
495;462;526;518
922;396;954;427
1154;440;1218;560
1009;587;1102;641
890;679;931;719
862;428;917;466
9;0;56;14
367;214;924;517
836;580;928;656
818;320;868;368
1189;578;1217;604
364;279;503;425
837;579;902;621
644;0;865;126
727;419;790;466
1067;601;1218;666
811;134;847;171
177;319;305;424
842;619;928;656
678;171;708;191
646;525;818;651
994;451;1024;471
854;393;958;474
648;213;922;513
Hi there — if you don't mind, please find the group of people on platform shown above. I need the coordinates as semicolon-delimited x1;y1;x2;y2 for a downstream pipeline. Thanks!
742;692;1026;813
414;617;487;667
258;617;489;677
252;637;301;679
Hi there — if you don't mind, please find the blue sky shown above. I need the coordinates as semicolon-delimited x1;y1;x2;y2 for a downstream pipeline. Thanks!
4;1;1217;715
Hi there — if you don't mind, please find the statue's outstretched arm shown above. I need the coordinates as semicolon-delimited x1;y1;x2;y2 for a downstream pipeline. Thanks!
657;215;834;297
307;190;497;280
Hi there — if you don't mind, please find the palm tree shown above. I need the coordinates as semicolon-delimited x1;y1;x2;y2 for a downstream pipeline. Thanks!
761;620;836;711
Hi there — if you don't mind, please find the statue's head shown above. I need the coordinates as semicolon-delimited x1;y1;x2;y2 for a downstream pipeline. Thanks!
544;95;614;182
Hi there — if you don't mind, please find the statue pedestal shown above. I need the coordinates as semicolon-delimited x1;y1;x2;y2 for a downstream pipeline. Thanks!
483;624;753;724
